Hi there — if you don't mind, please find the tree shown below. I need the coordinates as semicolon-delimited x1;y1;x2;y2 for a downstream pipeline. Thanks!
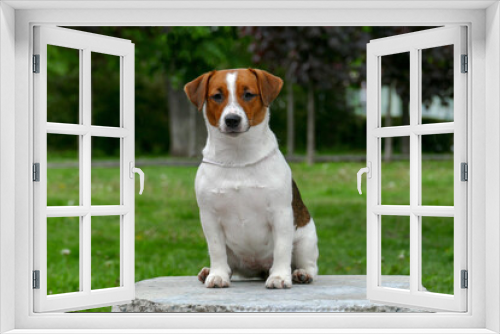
285;70;295;158
241;27;370;164
77;26;252;157
54;26;454;159
384;82;395;162
240;27;298;157
149;27;254;157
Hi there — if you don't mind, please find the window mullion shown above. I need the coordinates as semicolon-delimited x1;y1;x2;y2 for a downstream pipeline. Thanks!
82;48;92;293
409;48;421;293
78;48;84;293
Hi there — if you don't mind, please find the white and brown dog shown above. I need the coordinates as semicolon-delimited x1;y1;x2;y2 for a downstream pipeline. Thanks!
184;69;318;289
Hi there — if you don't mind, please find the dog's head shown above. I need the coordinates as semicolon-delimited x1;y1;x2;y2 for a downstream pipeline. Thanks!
184;69;283;136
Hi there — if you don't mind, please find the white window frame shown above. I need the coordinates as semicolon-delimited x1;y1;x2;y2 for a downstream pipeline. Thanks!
33;26;136;312
366;26;468;312
0;1;499;333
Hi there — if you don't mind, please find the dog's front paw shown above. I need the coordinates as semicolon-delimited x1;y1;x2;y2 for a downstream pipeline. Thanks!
205;273;231;288
292;269;314;284
265;274;292;289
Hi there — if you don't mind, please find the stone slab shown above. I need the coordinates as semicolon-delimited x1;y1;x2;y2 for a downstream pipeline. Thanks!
112;275;430;313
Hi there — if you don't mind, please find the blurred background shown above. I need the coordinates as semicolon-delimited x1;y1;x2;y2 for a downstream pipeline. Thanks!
45;27;455;311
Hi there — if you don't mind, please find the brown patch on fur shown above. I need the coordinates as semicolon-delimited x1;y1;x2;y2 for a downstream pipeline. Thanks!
204;71;231;126
183;71;215;111
235;70;268;126
292;269;314;284
184;69;283;128
198;267;210;283
248;68;283;107
292;179;311;228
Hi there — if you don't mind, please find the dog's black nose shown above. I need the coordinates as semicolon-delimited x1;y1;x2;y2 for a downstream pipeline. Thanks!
225;114;241;129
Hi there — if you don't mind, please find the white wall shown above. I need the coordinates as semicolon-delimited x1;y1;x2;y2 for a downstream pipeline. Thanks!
486;2;500;333
0;2;16;333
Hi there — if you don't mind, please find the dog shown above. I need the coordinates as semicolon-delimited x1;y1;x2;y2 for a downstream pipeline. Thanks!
184;68;319;289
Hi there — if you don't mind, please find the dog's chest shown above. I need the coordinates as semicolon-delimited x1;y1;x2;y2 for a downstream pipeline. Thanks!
196;153;290;204
195;155;291;255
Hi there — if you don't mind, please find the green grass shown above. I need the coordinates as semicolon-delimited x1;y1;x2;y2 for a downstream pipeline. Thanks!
46;160;455;312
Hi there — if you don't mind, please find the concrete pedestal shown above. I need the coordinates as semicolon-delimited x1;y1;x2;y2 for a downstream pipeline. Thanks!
112;275;429;313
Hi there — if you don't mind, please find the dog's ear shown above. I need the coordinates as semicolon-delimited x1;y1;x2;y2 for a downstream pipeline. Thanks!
248;68;284;107
184;71;215;111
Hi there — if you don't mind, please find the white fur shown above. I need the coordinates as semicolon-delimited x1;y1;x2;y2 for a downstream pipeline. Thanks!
196;72;319;288
218;72;249;133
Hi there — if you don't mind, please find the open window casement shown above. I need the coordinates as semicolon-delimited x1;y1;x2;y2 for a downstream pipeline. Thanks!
33;26;139;312
361;26;467;312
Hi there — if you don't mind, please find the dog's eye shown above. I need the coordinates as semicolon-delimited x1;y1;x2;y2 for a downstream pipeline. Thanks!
210;93;224;103
243;92;257;101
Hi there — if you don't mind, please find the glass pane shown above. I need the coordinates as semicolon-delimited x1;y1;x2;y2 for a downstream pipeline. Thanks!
381;136;410;205
421;217;454;294
421;133;454;206
47;45;80;124
47;217;80;294
91;136;121;205
91;216;120;290
381;52;410;127
47;134;79;206
381;215;410;290
421;45;454;124
91;52;120;127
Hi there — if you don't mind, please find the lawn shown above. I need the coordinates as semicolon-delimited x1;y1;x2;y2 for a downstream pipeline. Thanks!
45;159;455;312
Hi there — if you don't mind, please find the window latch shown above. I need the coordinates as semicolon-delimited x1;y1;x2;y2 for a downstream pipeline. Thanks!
129;162;144;195
357;161;372;195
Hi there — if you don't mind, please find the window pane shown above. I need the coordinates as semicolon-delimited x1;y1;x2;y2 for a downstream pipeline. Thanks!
47;45;80;124
381;215;410;290
421;133;454;206
381;52;410;127
91;216;121;290
47;134;79;206
421;45;454;124
421;217;454;294
381;136;410;205
91;52;120;127
91;136;121;205
47;217;80;294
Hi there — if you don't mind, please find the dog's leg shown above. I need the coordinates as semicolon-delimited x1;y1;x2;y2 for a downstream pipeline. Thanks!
266;207;294;289
200;211;232;288
292;219;319;284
